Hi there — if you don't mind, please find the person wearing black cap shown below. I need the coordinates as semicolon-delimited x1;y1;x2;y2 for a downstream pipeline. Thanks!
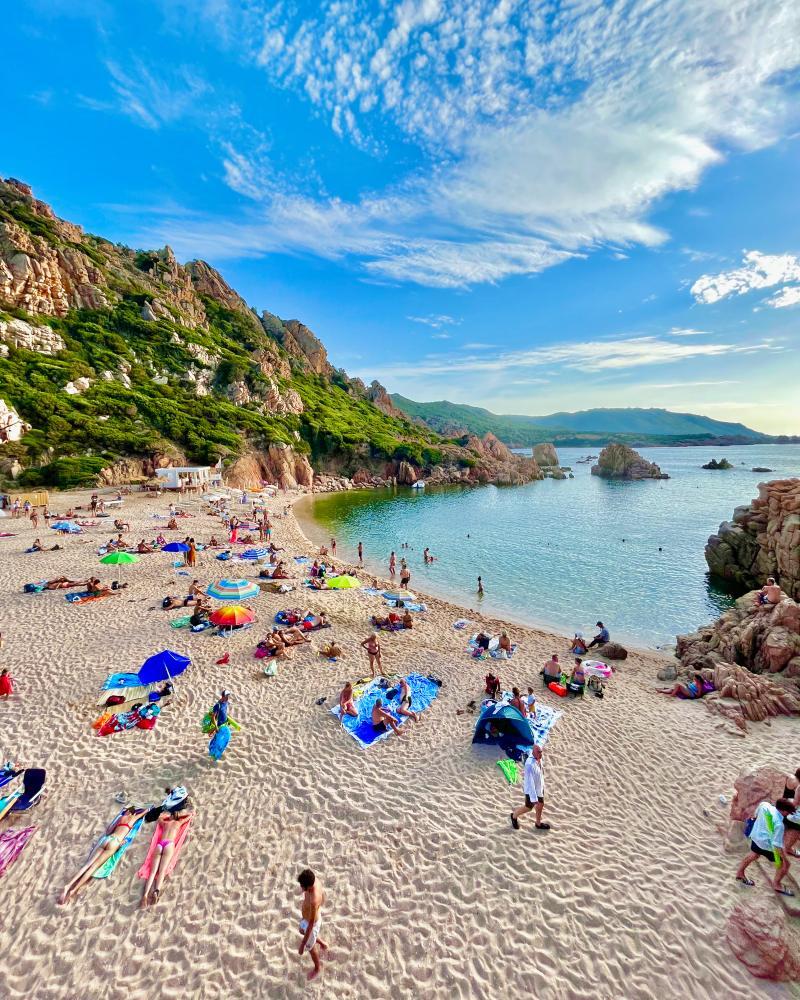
587;621;609;649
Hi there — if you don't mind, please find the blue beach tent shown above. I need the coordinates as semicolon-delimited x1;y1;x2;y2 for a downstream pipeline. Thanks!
472;703;533;757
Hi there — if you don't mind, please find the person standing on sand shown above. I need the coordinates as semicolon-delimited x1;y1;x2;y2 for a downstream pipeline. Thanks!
736;799;795;895
357;541;363;564
400;561;411;589
0;668;14;699
361;633;382;677
389;551;396;577
510;745;550;832
330;537;337;555
297;868;328;981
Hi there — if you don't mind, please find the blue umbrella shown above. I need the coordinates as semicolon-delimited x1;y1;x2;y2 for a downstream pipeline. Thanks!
52;521;81;533
239;547;269;560
138;649;191;686
162;541;190;553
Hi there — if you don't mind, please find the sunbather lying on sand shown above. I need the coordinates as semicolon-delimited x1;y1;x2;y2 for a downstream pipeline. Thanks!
58;806;148;904
139;809;193;909
162;594;201;610
658;672;713;699
277;626;310;646
87;578;118;597
45;577;87;590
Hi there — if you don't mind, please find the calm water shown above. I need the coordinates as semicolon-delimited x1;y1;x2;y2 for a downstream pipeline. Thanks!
298;446;800;648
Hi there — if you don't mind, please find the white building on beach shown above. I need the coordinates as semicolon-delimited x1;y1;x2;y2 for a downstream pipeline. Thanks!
155;466;223;491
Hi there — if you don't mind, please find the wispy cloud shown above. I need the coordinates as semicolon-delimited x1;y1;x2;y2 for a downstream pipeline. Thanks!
669;327;707;337
360;333;761;381
133;0;800;287
81;60;212;130
642;380;741;389
407;314;461;329
691;250;800;308
430;332;451;340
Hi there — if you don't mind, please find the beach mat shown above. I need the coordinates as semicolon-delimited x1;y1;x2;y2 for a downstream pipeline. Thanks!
92;814;146;879
331;673;440;748
137;816;193;880
0;826;37;878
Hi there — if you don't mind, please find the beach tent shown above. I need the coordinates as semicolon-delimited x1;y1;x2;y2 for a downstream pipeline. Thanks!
472;703;533;752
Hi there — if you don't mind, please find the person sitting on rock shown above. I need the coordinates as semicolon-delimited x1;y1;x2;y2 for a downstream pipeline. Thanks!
756;577;782;608
587;621;610;649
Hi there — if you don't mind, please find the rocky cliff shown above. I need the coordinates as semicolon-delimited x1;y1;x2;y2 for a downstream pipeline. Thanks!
0;177;543;492
706;479;800;601
591;443;668;480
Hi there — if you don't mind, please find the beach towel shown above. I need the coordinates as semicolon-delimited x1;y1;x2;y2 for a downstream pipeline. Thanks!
191;621;214;633
23;581;47;593
293;556;310;564
331;673;440;748
209;724;231;761
66;592;112;605
170;615;192;629
102;672;142;691
91;813;146;879
0;789;23;821
384;601;427;612
361;587;382;595
497;759;520;784
0;826;36;878
453;619;471;629
526;704;562;746
136;816;193;881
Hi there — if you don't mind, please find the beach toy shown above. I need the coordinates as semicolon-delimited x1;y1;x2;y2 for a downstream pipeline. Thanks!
583;660;613;680
497;759;520;784
548;682;568;697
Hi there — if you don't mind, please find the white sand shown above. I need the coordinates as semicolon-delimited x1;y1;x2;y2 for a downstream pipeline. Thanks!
0;486;796;999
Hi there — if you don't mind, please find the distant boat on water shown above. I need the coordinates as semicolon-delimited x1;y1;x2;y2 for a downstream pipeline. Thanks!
411;481;425;489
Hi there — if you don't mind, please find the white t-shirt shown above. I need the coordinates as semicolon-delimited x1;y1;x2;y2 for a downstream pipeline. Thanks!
751;800;785;850
523;755;544;799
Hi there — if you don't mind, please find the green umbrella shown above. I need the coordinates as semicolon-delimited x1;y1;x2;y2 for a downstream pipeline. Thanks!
99;549;139;585
100;551;140;566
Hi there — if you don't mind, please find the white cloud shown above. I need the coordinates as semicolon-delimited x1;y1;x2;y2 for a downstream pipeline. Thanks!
407;314;461;328
360;334;751;381
430;332;451;339
463;342;493;350
133;0;800;287
766;285;800;309
669;327;707;337
642;380;741;389
99;60;212;129
220;143;272;201
691;250;800;307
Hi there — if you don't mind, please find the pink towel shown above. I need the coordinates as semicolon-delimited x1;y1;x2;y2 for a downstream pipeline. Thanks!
0;826;36;877
137;816;193;880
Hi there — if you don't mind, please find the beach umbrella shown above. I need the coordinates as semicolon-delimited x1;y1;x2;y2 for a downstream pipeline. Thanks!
138;649;191;686
206;578;261;601
52;520;81;533
239;547;269;561
100;549;140;585
209;605;255;629
383;589;416;602
327;575;361;590
161;541;190;552
100;551;140;566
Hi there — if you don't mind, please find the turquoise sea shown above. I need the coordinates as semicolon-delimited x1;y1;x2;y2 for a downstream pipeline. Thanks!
297;445;800;649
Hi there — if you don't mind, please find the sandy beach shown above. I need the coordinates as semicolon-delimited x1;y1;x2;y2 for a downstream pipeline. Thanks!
0;486;797;1000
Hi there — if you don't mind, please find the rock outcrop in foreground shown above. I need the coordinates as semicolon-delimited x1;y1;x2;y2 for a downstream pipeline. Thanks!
727;899;800;981
706;479;800;601
591;443;668;480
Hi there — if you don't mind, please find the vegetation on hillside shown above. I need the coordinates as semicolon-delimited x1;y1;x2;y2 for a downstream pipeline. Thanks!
391;395;770;447
0;298;452;488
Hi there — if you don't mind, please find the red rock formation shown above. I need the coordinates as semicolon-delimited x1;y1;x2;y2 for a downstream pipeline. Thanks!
706;479;800;601
224;445;314;491
727;899;800;980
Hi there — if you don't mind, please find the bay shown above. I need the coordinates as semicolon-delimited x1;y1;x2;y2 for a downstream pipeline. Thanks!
297;445;800;649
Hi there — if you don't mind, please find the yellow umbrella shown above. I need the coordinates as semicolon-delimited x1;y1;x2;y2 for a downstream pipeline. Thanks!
327;575;361;589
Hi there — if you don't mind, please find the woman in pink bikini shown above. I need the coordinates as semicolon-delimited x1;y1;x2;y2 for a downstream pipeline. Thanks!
139;809;193;908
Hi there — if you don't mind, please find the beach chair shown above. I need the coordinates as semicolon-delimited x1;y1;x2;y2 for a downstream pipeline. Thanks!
10;768;46;813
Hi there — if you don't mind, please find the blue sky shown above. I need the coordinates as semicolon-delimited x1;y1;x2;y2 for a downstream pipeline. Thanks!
3;0;800;432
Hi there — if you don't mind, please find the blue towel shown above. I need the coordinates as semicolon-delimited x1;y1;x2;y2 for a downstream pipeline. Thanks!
332;674;439;748
101;672;142;691
209;724;231;761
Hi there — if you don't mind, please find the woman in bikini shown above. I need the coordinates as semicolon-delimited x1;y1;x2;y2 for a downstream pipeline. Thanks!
58;806;148;904
140;809;193;908
361;633;382;677
339;682;358;718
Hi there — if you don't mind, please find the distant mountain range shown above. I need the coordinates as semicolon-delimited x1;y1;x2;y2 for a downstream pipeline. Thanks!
390;397;790;447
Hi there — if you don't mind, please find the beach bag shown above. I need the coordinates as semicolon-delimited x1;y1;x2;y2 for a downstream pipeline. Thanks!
744;817;755;838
